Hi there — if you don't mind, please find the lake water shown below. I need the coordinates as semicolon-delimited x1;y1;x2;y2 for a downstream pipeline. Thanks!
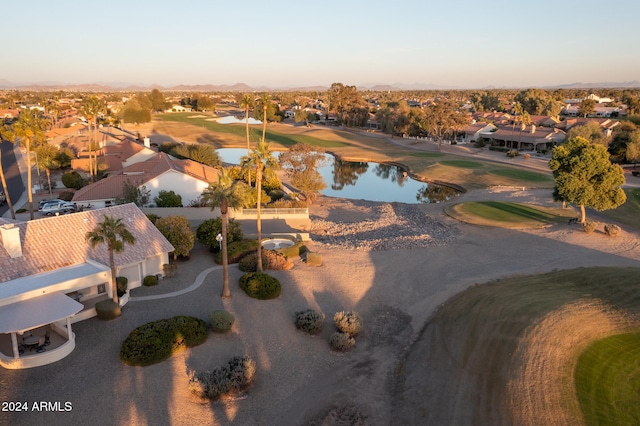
217;148;460;204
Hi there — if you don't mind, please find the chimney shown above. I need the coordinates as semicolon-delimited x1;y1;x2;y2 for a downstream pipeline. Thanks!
1;224;22;258
530;124;536;134
143;137;150;148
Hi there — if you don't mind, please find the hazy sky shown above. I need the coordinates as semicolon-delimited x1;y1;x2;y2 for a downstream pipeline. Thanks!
4;0;639;89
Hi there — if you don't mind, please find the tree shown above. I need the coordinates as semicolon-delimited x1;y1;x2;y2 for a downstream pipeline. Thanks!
514;88;564;116
549;136;626;223
239;94;254;154
279;143;328;203
61;171;86;190
241;141;279;272
578;98;597;118
154;190;182;207
117;180;150;206
34;143;61;196
149;89;167;112
82;96;103;182
201;169;250;297
155;216;195;259
567;121;608;146
121;98;151;124
625;131;640;165
0;126;16;219
85;215;136;303
8;109;48;219
196;217;244;251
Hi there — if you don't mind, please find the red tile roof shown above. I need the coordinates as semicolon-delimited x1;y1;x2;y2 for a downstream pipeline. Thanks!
0;204;174;283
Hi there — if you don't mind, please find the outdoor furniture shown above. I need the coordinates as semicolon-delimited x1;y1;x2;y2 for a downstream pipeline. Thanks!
23;335;46;352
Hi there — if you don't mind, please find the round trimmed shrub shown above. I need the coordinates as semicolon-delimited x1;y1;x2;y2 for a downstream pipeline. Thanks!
334;311;363;337
329;332;355;352
582;220;598;234
209;310;235;333
604;223;621;237
143;275;159;286
238;250;293;272
239;272;281;300
95;299;121;320
295;309;325;335
116;276;128;297
189;356;256;400
120;316;208;366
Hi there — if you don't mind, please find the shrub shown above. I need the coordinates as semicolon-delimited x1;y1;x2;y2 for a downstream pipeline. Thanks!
163;263;177;278
189;356;256;400
59;191;74;201
583;220;598;234
120;316;208;366
197;218;244;252
474;139;486;148
214;239;258;264
295;309;325;334
329;332;355;352
16;208;27;214
277;242;307;258
154;190;182;207
116;276;128;297
209;310;235;333
146;213;160;224
239;272;281;299
604;224;621;237
305;252;322;266
268;199;308;209
506;149;520;158
61;171;86;189
143;275;159;286
155;216;195;258
95;299;121;320
239;250;293;272
334;311;363;337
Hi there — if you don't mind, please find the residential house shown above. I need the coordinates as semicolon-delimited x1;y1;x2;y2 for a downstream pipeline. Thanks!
461;122;497;143
72;152;221;208
72;138;156;174
556;117;620;138
0;203;174;369
484;125;566;151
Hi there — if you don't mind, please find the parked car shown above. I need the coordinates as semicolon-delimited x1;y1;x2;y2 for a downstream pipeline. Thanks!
40;201;76;216
39;199;64;210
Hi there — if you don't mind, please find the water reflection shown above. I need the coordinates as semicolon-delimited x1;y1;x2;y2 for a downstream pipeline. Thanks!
416;184;461;203
331;159;368;190
374;163;409;187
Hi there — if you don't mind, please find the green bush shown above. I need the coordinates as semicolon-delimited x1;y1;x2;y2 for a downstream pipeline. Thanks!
583;220;598;234
238;250;293;272
189;356;256;400
276;242;307;258
239;272;281;300
197;218;244;252
145;213;160;224
61;171;86;189
295;309;325;335
16;208;27;214
154;190;182;207
120;316;208;366
143;275;159;286
329;332;355;352
267;199;308;209
604;223;621;237
95;299;121;320
334;311;363;337
116;276;128;297
209;310;235;333
305;252;322;266
214;239;258;264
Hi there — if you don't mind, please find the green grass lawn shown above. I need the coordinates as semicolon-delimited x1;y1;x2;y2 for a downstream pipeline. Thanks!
446;201;575;228
439;160;484;168
575;332;640;426
408;152;446;158
600;188;640;231
488;168;554;183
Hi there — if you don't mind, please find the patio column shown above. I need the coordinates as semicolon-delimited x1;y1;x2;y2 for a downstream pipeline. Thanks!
11;333;20;359
67;317;72;341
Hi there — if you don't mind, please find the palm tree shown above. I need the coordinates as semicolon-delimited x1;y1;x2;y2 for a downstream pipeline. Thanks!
85;215;136;303
239;94;254;186
259;93;270;145
82;96;102;181
10;109;48;220
517;111;532;151
241;141;278;272
201;169;250;297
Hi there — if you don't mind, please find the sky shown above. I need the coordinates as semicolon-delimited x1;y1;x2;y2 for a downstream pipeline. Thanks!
3;0;640;89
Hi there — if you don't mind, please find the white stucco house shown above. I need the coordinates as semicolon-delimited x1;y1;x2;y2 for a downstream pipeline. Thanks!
72;152;221;208
0;204;174;369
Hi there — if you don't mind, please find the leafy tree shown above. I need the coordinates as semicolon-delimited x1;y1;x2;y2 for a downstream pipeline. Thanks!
201;169;250;297
279;143;327;203
625;131;640;165
121;98;151;123
117;180;150;206
155;215;195;259
154;190;182;207
196;217;244;251
149;89;168;112
241;141;278;272
549;136;626;223
578;98;597;118
514;88;563;116
567;121;608;146
61;171;86;189
85;215;136;303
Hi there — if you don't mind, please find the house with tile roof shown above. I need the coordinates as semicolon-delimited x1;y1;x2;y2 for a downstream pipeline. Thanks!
461;122;497;143
0;203;174;369
72;152;221;208
484;125;566;151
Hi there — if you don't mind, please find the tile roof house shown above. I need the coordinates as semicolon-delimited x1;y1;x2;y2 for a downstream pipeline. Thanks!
462;122;497;142
0;203;174;369
72;152;221;208
71;138;156;173
485;125;566;151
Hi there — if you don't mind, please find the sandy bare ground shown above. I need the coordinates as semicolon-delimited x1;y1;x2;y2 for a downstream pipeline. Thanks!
2;188;640;426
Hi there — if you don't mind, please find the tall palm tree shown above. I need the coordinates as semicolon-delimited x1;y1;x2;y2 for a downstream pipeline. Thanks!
241;141;278;272
517;111;532;151
85;215;136;303
201;169;250;297
10;109;48;220
259;93;270;145
239;94;254;186
0;133;16;219
82;96;102;181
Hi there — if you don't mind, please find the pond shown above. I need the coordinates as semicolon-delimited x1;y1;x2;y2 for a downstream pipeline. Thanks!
217;148;460;204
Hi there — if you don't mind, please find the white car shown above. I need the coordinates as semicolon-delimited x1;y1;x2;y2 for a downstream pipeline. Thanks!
40;201;76;216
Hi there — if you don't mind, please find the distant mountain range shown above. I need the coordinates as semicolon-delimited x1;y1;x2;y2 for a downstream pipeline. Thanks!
0;79;639;92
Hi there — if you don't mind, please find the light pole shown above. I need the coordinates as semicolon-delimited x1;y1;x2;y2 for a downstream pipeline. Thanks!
216;233;223;250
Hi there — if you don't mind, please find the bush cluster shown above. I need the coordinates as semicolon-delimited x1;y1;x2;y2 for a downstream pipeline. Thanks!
294;309;325;334
334;311;363;337
604;223;621;237
143;275;159;286
209;310;235;333
238;250;293;272
189;356;256;400
268;199;308;209
329;332;356;352
214;239;259;264
197;218;244;252
116;276;128;297
239;272;281;300
583;220;598;234
61;171;86;189
120;316;208;366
